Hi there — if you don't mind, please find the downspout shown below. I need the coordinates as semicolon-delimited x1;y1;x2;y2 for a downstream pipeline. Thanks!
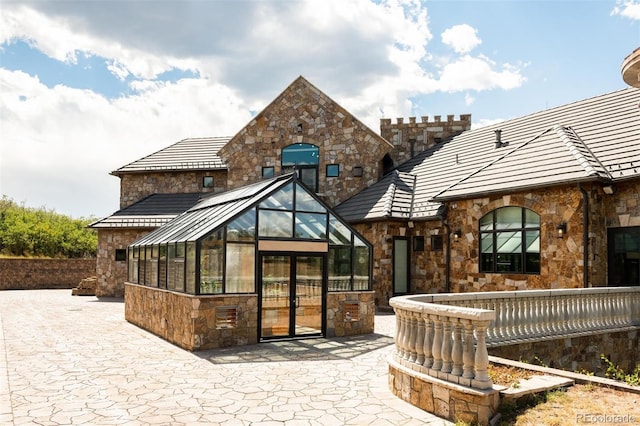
440;204;451;293
578;183;589;288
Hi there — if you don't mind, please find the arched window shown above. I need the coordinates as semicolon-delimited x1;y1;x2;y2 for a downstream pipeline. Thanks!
282;143;319;192
479;206;540;274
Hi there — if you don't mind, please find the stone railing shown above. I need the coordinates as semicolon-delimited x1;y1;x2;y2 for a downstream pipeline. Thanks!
390;287;640;390
390;297;495;390
415;287;640;346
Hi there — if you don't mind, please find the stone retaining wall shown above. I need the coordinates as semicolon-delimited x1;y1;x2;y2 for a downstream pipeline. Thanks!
0;258;96;290
489;329;640;374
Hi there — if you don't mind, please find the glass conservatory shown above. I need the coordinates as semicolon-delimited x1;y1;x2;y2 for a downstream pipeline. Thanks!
126;174;374;348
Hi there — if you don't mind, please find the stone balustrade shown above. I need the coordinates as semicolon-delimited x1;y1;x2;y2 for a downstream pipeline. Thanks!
390;297;496;390
390;287;640;391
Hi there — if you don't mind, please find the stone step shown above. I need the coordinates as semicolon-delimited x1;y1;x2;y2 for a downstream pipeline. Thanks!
500;375;574;400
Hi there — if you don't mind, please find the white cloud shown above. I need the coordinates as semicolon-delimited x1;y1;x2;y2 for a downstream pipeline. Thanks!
612;0;640;19
441;24;481;54
464;93;476;106
0;0;527;217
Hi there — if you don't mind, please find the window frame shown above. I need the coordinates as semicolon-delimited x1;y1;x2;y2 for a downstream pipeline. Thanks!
203;176;214;188
479;207;540;275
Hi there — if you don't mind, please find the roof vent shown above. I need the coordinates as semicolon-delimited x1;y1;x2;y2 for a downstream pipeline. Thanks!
494;129;508;149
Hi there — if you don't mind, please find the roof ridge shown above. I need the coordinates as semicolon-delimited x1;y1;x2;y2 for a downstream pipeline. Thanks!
382;170;400;217
553;125;613;180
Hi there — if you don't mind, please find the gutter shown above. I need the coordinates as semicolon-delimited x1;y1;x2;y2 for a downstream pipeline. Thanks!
578;183;589;288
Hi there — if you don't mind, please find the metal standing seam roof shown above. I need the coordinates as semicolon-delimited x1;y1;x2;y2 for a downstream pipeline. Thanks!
335;87;640;222
111;136;230;175
130;174;293;246
88;193;203;229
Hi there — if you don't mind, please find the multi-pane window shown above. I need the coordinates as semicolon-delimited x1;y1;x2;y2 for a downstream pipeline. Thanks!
282;143;319;191
479;207;540;274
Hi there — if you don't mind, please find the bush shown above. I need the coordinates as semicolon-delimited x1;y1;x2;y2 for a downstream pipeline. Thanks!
0;196;97;258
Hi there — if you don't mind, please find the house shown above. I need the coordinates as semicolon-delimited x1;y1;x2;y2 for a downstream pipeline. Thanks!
91;76;640;350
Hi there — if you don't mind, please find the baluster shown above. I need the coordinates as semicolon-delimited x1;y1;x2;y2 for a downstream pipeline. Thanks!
532;298;543;338
542;297;552;335
398;311;407;358
423;316;434;368
586;293;596;330
473;320;492;389
493;300;504;341
568;296;578;334
441;318;453;373
408;313;417;362
551;296;560;334
415;313;425;365
462;320;475;379
504;298;514;340
395;310;403;357
560;297;569;333
431;316;443;371
401;312;411;359
522;298;532;336
595;293;605;329
451;319;464;376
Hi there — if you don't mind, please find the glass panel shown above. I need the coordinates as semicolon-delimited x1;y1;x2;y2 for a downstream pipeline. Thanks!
295;212;327;239
258;210;293;238
261;255;290;337
144;247;152;286
282;143;319;166
393;239;408;294
480;233;493;253
299;168;317;192
295;256;322;336
262;167;274;178
526;230;540;253
226;209;256;242
159;245;167;289
226;243;255;293
496;253;521;273
479;212;494;231
167;244;176;290
295;183;325;212
496;231;522;253
329;215;351;245
525;252;540;274
200;230;223;294
329;247;351;291
525;209;540;227
260;183;294;210
186;242;196;294
175;243;185;291
496;207;522;229
480;253;494;272
326;164;339;177
354;236;370;291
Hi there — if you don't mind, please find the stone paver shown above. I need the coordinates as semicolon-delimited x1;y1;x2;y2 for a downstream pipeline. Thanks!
0;290;452;425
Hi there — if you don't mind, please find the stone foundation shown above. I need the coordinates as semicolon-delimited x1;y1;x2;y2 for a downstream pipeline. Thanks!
125;283;375;351
489;329;640;375
388;359;500;425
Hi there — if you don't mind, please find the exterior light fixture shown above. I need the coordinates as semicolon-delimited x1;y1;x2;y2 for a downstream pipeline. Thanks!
556;222;567;238
602;185;614;195
453;229;462;242
297;124;303;133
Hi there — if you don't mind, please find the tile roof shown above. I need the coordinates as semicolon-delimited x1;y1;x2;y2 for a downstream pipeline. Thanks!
111;137;229;176
336;88;640;222
88;193;202;229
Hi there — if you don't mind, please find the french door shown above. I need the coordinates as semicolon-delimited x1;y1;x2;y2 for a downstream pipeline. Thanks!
259;253;324;339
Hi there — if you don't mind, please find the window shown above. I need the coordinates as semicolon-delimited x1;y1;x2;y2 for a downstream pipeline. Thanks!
430;235;443;251
353;166;363;177
479;207;540;274
115;249;127;261
203;176;214;188
413;236;425;252
326;164;339;177
262;167;274;178
282;143;319;191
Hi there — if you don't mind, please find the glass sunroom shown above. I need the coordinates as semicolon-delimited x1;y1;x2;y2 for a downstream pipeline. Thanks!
125;173;374;349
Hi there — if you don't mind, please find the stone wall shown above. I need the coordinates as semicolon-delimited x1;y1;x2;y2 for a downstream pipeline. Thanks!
96;229;150;297
489;329;640;376
125;283;376;350
119;170;227;209
0;258;95;290
354;220;448;307
445;183;605;292
605;180;640;227
380;114;472;167
388;360;500;425
219;77;392;207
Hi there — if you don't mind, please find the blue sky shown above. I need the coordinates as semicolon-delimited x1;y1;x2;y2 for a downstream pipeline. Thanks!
1;0;639;218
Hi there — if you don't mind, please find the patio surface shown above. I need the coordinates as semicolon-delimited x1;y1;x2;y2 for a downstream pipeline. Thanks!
0;290;451;425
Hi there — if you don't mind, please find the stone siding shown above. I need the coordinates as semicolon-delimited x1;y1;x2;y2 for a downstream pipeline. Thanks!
125;283;375;351
219;78;392;207
0;258;95;290
605;180;640;227
96;229;150;297
445;183;605;292
489;329;640;376
388;361;500;425
380;115;471;167
354;221;448;307
119;170;227;209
